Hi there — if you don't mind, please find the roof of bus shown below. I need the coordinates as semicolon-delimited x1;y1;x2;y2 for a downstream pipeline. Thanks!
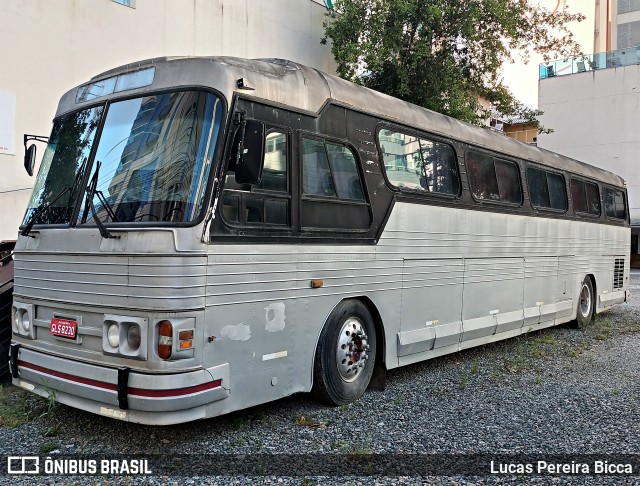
62;56;624;188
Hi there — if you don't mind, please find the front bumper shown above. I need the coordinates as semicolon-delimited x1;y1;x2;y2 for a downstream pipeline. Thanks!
10;344;229;425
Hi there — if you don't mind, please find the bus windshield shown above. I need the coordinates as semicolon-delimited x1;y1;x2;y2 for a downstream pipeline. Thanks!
23;90;223;228
23;106;103;226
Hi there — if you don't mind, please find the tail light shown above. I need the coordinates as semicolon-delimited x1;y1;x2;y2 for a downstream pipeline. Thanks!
157;320;173;360
178;330;193;350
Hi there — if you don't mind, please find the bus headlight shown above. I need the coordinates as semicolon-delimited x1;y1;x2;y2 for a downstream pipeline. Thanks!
11;303;35;339
102;315;148;360
13;311;21;333
107;323;120;348
20;311;30;332
127;325;141;350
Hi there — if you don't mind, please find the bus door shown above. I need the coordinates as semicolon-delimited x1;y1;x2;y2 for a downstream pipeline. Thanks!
206;106;299;402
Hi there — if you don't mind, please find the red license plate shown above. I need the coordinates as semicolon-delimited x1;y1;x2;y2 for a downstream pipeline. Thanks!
50;317;77;339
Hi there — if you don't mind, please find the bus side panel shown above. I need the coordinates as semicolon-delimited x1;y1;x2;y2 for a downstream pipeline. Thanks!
203;248;299;414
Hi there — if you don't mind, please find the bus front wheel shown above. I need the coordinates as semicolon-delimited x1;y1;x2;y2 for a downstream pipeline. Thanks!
575;276;595;328
312;300;377;406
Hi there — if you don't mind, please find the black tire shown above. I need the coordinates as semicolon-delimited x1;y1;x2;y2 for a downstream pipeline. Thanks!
312;300;377;406
575;276;595;329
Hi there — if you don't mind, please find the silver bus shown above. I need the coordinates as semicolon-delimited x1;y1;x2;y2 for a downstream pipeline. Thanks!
10;57;630;425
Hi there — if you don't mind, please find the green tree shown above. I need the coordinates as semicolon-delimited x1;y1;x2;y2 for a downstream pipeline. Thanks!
322;0;584;127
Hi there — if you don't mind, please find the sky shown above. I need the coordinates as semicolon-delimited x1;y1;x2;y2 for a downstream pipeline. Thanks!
501;0;596;108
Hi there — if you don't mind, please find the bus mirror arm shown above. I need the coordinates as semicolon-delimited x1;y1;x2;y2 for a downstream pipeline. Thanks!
234;113;265;185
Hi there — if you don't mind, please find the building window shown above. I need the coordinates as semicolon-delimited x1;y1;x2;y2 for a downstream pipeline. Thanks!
617;20;640;49
618;0;640;15
112;0;136;8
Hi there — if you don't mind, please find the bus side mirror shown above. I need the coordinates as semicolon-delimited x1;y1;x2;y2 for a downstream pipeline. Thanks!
24;144;36;177
235;119;265;185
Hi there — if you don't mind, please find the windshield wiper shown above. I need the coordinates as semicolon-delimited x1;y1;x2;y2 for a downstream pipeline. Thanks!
20;157;89;238
82;161;119;239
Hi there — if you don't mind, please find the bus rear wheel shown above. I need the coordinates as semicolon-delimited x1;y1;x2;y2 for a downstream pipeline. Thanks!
575;276;595;328
312;300;376;406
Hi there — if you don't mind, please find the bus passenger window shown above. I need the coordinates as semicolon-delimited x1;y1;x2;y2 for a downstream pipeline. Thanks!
467;152;500;201
495;159;522;204
378;129;460;196
605;188;626;219
326;143;365;201
303;139;337;197
571;179;600;216
467;152;521;204
527;167;567;211
527;167;550;208
379;130;424;190
547;172;567;210
419;139;460;195
585;182;601;214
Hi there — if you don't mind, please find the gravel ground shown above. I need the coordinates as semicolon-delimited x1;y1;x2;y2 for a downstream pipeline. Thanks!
1;272;640;485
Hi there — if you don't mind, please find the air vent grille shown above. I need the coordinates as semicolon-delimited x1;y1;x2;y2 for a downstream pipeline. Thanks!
614;258;624;290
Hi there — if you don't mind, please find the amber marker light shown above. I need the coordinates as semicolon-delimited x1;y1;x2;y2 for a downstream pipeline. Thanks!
157;320;173;359
310;279;324;288
179;330;194;350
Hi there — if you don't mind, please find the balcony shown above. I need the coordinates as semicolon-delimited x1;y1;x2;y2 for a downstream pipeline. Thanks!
539;45;640;79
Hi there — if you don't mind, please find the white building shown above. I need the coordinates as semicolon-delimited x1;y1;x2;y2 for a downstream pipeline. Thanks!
538;0;640;264
0;0;335;241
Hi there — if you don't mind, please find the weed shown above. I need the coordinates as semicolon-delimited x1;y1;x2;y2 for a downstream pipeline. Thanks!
44;425;60;437
470;359;479;374
536;335;557;345
0;385;46;427
295;415;327;429
612;388;621;396
229;417;246;430
458;372;469;390
40;441;58;454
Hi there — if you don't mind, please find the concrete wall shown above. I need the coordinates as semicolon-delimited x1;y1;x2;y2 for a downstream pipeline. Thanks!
0;0;335;241
538;64;640;225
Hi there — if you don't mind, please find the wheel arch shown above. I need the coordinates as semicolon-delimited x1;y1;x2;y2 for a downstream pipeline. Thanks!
587;272;597;311
309;295;387;390
356;296;387;370
586;273;596;298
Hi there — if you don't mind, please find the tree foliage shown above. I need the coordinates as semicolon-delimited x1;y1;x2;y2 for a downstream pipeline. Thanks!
322;0;585;127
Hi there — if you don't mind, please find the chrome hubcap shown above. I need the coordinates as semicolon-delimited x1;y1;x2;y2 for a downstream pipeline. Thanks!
336;317;369;382
579;283;591;317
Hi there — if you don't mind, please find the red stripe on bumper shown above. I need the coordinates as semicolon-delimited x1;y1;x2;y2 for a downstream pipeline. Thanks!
128;380;222;398
18;360;222;398
19;360;118;391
